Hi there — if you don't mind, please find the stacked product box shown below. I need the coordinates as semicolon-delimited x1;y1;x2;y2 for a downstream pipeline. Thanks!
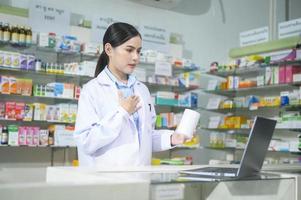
178;92;198;108
0;75;32;95
156;112;182;128
50;125;76;146
155;91;178;106
33;82;75;99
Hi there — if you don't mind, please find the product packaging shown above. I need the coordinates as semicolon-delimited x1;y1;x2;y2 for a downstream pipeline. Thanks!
8;125;19;146
23;104;33;121
5;101;16;120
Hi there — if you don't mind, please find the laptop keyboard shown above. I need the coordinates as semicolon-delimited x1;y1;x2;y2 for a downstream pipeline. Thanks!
198;167;238;173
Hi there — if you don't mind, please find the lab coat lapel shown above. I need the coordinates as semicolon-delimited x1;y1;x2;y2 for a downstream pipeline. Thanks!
134;82;146;131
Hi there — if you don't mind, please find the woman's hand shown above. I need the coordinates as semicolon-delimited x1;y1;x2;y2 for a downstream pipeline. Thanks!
170;133;186;146
118;91;141;115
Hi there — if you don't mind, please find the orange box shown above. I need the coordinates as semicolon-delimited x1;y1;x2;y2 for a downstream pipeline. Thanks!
9;76;17;94
1;75;10;94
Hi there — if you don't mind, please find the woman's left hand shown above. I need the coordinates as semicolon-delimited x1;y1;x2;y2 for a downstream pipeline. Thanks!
170;133;186;146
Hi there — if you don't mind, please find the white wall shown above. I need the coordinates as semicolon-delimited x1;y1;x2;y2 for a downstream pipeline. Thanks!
289;0;301;20
11;0;273;68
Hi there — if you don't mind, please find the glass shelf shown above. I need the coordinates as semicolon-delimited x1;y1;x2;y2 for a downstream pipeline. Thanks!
205;82;301;97
0;144;76;148
0;119;74;126
155;127;176;130
0;42;99;59
205;104;301;114
207;60;301;77
0;66;93;82
201;127;250;134
0;93;78;103
155;104;196;110
172;144;202;149
202;127;301;134
205;146;300;154
139;61;199;75
206;106;279;114
145;82;199;92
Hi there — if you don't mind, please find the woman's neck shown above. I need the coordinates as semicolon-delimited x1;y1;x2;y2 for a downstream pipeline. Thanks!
108;65;128;83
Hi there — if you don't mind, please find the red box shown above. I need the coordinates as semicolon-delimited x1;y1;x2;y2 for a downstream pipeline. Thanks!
15;102;25;120
5;102;16;120
285;65;301;83
279;66;286;84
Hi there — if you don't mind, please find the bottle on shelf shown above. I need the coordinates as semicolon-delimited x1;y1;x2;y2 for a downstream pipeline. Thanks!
48;32;56;48
25;26;32;45
0;22;3;41
3;23;11;42
19;26;26;45
298;134;301;151
1;125;8;145
11;25;19;44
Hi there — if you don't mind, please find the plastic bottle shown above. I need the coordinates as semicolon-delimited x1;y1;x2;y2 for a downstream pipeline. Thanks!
35;59;42;71
48;32;56;48
1;126;8;145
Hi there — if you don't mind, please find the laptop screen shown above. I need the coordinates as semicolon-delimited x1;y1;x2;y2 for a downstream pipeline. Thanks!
237;116;277;178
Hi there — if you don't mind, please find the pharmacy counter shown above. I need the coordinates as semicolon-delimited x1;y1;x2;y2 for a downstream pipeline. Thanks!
0;165;300;200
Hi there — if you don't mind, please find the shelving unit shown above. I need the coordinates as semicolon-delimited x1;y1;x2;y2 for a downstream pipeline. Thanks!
0;40;201;166
202;56;301;164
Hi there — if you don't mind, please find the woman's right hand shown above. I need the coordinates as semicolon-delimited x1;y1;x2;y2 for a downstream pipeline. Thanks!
118;91;141;115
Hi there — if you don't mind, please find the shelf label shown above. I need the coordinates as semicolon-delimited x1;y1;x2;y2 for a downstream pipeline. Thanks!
239;27;269;47
206;98;221;110
208;116;221;129
207;79;218;91
155;61;172;77
151;184;184;200
140;25;169;53
278;18;301;39
28;0;70;35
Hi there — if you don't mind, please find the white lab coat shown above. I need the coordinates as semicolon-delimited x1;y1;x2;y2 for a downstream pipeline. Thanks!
74;70;174;167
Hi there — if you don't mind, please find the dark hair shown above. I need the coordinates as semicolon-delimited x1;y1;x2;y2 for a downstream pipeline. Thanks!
94;22;141;77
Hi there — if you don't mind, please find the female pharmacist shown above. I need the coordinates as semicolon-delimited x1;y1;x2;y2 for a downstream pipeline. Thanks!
74;22;187;167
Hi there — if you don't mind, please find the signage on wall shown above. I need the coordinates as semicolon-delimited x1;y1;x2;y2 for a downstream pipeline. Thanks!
91;16;131;43
239;27;269;47
28;0;70;36
140;25;169;53
91;16;119;43
278;18;301;39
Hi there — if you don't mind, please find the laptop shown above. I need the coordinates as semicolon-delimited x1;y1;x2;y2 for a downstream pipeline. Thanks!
179;116;277;180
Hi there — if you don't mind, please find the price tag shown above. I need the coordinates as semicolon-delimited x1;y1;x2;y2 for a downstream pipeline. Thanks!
29;0;70;35
155;61;172;77
207;79;218;91
206;98;221;109
208;116;221;129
